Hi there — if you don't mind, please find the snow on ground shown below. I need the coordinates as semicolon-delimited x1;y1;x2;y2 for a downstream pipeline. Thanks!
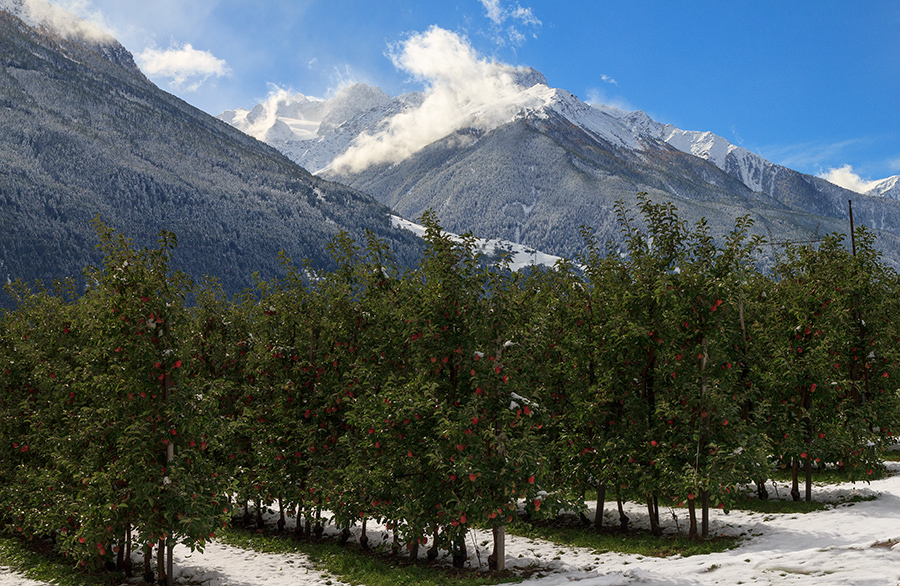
166;539;344;586
391;215;562;270
0;569;44;586
3;464;900;585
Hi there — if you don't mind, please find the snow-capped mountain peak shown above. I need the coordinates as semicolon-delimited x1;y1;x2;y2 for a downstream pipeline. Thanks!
217;66;897;204
218;91;326;143
616;112;773;193
543;88;642;151
866;175;900;200
510;66;548;89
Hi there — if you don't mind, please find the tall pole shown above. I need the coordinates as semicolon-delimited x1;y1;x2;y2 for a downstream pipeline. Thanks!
848;200;856;257
163;370;174;586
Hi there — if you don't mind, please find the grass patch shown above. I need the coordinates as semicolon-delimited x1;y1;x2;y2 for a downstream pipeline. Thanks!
0;533;124;586
217;525;523;586
769;463;888;484
506;514;739;558
729;493;877;514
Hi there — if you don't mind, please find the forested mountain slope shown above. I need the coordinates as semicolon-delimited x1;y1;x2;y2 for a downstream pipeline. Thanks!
0;8;420;298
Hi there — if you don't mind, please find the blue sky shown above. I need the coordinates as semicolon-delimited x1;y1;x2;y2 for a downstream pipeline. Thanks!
56;0;900;185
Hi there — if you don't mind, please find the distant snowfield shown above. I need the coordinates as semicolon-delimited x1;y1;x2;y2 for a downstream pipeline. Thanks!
391;215;562;271
3;463;900;585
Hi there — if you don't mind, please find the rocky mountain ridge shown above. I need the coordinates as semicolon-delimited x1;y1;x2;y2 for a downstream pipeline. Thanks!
219;73;898;202
219;70;900;267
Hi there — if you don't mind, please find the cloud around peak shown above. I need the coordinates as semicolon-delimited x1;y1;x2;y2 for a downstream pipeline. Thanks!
819;164;881;194
136;42;231;92
4;0;115;42
329;26;550;174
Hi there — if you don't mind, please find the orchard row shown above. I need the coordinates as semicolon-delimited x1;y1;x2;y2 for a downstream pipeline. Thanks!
2;198;899;579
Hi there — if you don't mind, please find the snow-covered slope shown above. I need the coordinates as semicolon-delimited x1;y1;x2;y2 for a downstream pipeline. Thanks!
218;69;648;174
617;110;780;195
544;90;642;151
391;215;561;271
220;84;417;174
866;175;900;200
217;67;900;268
220;69;885;201
219;84;396;144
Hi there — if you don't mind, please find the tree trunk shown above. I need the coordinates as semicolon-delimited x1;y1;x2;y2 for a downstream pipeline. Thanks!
115;527;125;571
313;509;323;538
756;478;769;500
804;458;813;502
294;506;304;538
577;486;590;526
647;496;661;536
700;490;710;540
594;483;606;531
426;526;439;561
688;498;698;539
255;506;265;529
360;518;369;550
616;489;629;531
277;498;286;532
489;525;506;571
339;528;351;545
156;538;166;586
790;459;801;501
166;540;174;586
123;524;133;578
143;544;153;584
451;534;467;569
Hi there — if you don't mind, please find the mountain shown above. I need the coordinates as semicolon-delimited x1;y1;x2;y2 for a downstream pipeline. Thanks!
866;175;900;200
0;4;421;297
220;69;900;268
219;84;418;176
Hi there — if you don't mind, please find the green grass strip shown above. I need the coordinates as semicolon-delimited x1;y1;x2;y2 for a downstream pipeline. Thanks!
217;526;522;586
506;516;739;558
729;493;878;514
768;464;889;484
0;534;123;586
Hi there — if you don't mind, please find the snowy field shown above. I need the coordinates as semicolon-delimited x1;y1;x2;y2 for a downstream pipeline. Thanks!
3;462;900;586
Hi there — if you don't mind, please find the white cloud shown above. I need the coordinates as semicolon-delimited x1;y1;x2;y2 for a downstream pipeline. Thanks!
477;0;541;47
330;26;549;173
480;0;504;24
600;74;618;86
586;87;632;113
226;85;299;142
819;164;881;194
8;0;114;42
327;64;364;94
760;139;860;173
136;43;231;91
510;5;540;26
